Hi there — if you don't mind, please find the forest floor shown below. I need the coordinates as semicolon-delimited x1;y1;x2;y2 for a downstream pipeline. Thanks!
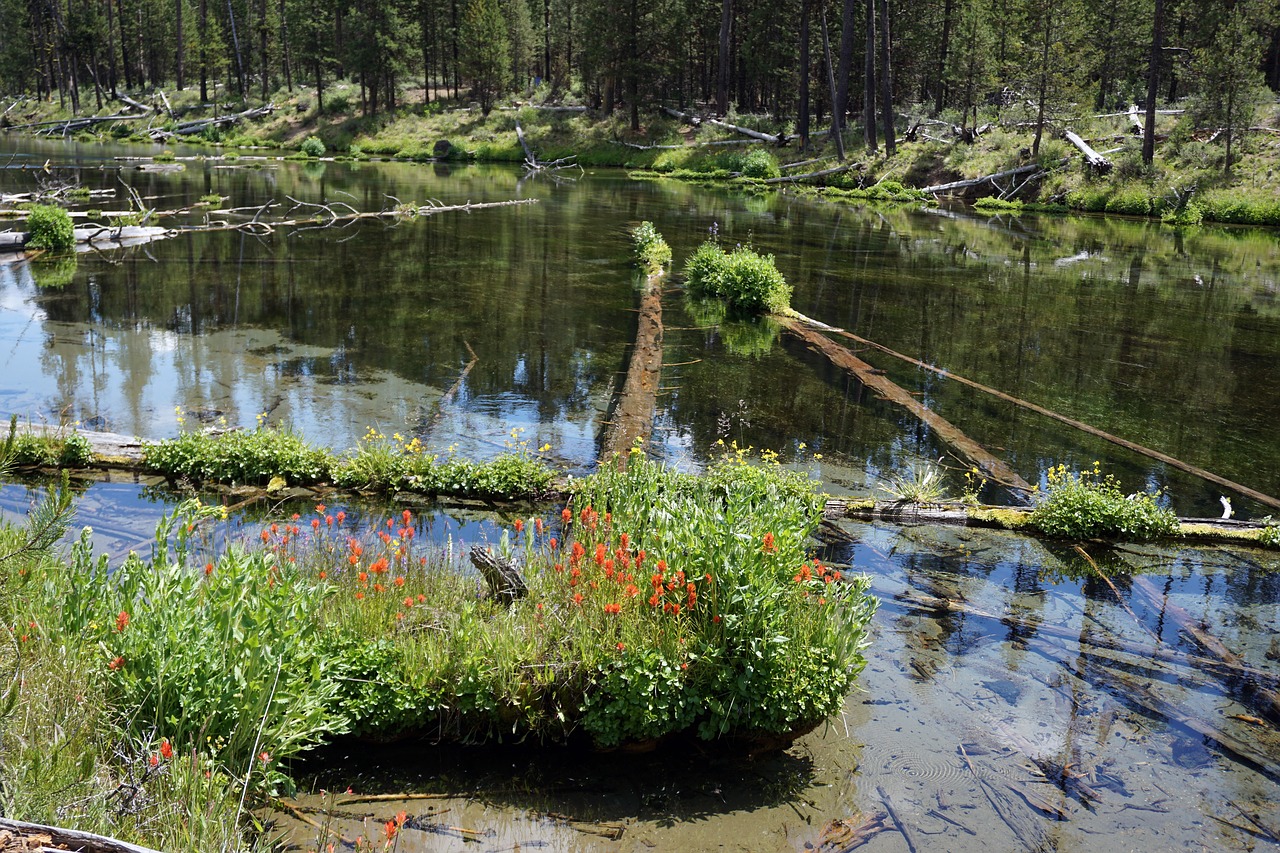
4;82;1280;225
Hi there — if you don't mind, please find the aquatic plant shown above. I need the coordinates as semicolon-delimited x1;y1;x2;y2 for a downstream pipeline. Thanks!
1027;462;1178;541
143;423;330;486
878;462;948;504
683;239;792;314
24;204;74;251
630;221;672;272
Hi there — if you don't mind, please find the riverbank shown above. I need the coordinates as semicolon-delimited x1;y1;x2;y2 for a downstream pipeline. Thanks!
5;85;1279;227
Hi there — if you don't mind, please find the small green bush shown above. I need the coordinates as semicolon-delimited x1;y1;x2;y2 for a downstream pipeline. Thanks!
7;431;93;467
300;136;326;157
973;197;1024;212
25;204;75;251
630;221;672;272
1028;463;1178;541
683;240;792;314
739;148;781;179
142;426;331;486
1104;186;1152;216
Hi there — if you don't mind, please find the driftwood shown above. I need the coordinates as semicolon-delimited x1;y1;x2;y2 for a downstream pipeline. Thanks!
0;224;173;252
780;156;833;171
600;272;663;464
778;315;1034;498
660;106;788;145
875;787;919;853
515;121;578;173
1063;130;1113;172
795;314;1280;512
468;546;528;605
0;817;163;853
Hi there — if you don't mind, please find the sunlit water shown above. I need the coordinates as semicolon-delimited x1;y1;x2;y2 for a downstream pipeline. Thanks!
3;139;1280;850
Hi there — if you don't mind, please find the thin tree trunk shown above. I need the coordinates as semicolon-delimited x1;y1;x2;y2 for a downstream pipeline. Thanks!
876;0;894;154
933;0;952;114
258;0;269;102
105;0;119;94
1032;11;1050;155
280;0;292;90
1141;0;1163;164
226;0;247;99
717;0;732;114
820;6;845;159
863;0;876;151
799;0;811;150
834;0;855;133
176;0;185;89
198;0;208;101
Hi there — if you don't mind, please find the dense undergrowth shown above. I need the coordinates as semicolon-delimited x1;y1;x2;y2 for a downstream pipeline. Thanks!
0;446;876;850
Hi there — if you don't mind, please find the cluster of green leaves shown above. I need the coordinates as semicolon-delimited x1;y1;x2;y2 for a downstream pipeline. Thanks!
683;240;792;315
299;135;326;157
5;431;93;468
142;426;330;486
630;221;672;273
1028;463;1179;541
24;204;74;251
143;425;557;499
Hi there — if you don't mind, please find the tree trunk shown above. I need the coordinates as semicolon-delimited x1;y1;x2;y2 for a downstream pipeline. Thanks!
798;0;811;150
834;0;856;135
863;0;876;151
258;0;269;102
933;0;953;115
820;7;845;159
1141;0;1163;164
176;0;185;90
876;0;894;155
717;0;732;114
1032;13;1050;155
226;0;247;99
198;0;207;102
280;0;292;91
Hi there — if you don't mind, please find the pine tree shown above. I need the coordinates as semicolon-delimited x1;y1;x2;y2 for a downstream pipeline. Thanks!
1187;0;1273;174
461;0;510;113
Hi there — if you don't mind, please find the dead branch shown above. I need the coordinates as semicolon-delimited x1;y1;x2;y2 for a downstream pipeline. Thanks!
763;162;859;184
660;106;788;145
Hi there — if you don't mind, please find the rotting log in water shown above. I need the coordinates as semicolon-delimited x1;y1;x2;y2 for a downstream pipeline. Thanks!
600;273;664;466
777;315;1034;500
1128;574;1280;724
0;224;173;253
0;817;163;853
811;812;889;852
468;545;528;605
792;312;1280;512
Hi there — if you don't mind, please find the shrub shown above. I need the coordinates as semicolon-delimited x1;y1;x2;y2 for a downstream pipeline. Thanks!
1028;463;1178;541
142;425;331;486
630;221;672;272
739;148;780;179
683;240;792;314
7;431;93;467
300;136;326;158
25;205;74;251
1104;186;1152;216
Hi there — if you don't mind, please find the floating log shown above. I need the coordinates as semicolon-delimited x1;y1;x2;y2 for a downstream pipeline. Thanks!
0;817;163;853
468;546;528;605
600;272;664;465
793;314;1280;513
778;315;1034;499
1063;129;1113;172
0;224;173;252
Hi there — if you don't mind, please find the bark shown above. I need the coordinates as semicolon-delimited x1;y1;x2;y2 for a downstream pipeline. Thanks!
176;0;185;89
600;273;663;465
1063;129;1113;171
934;0;953;115
717;0;733;114
468;546;528;605
0;818;163;853
833;0;856;145
1142;0;1164;164
876;0;894;155
820;5;845;159
798;0;811;149
863;0;876;151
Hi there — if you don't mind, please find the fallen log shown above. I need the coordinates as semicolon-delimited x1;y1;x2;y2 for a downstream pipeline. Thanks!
660;106;787;145
0;817;162;853
600;272;664;464
1063;129;1113;172
792;313;1280;512
921;163;1042;195
0;224;173;252
149;104;275;140
115;92;155;113
777;315;1034;499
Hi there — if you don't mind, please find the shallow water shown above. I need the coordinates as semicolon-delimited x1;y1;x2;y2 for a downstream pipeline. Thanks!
274;520;1280;852
4;139;1280;515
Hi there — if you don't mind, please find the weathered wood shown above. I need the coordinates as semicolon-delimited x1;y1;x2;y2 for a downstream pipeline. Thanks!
149;104;275;140
600;273;664;464
1129;575;1280;723
0;817;163;853
875;787;919;853
468;545;528;605
515;121;538;166
1063;129;1113;172
778;316;1034;499
921;163;1042;195
0;224;175;252
115;93;156;113
794;313;1280;512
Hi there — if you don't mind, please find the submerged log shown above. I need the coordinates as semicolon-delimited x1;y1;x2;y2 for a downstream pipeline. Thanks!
778;316;1034;499
600;272;664;464
468;546;528;605
1063;130;1113;172
795;314;1280;512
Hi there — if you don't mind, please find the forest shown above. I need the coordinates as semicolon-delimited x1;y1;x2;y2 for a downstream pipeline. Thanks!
3;0;1278;154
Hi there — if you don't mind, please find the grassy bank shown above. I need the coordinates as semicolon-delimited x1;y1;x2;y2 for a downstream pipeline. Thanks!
0;449;876;850
5;83;1279;227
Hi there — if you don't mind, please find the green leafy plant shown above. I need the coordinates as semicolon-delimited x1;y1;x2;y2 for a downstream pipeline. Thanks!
142;425;330;486
630;221;672;272
683;239;792;314
1028;462;1178;541
878;462;948;503
24;205;74;251
300;136;326;157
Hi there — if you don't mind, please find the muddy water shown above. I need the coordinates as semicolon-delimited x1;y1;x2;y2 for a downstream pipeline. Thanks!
273;520;1280;853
